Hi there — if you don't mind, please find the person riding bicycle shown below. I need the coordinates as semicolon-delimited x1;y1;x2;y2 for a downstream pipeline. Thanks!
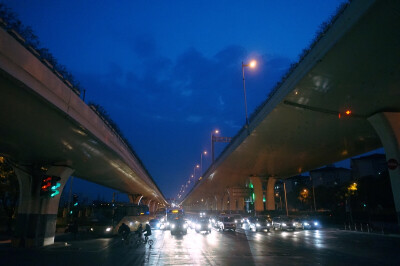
135;223;143;240
118;222;130;240
144;223;152;242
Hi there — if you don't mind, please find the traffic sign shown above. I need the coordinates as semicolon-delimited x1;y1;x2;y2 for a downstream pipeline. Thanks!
387;158;399;170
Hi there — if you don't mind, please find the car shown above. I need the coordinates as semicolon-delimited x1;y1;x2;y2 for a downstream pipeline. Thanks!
87;219;115;236
217;216;236;231
233;214;243;226
195;217;212;233
149;218;161;229
247;216;272;232
272;217;296;231
299;216;321;230
170;218;188;235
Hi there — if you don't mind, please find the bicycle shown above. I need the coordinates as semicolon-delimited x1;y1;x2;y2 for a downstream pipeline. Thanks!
135;234;154;247
121;232;135;246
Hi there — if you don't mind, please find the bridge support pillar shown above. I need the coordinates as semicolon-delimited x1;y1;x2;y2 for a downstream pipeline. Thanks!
128;194;143;205
149;201;156;213
266;177;277;211
12;165;74;247
369;112;400;226
249;176;264;213
215;195;223;211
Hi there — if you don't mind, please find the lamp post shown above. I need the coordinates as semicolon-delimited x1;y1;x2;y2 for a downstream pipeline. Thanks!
242;60;256;129
200;151;207;180
211;129;219;163
193;164;200;181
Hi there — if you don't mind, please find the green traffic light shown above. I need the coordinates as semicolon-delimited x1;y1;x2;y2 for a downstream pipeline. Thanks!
50;182;61;198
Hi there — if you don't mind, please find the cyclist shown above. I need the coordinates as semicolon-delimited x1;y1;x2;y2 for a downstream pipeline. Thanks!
135;223;143;240
144;223;152;243
118;222;130;241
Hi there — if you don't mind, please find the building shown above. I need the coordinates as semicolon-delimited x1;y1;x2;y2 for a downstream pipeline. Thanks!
310;166;351;188
351;153;387;180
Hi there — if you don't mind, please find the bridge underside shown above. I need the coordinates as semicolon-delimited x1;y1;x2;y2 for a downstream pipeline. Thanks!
0;70;159;200
184;0;400;204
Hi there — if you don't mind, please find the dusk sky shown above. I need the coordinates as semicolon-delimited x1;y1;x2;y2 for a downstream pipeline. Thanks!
3;0;349;201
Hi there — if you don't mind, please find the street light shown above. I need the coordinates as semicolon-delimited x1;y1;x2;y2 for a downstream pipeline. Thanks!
242;60;257;129
200;151;207;179
211;129;219;163
193;164;200;181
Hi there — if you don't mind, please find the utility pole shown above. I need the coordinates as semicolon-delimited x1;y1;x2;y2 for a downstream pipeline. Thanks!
284;182;289;216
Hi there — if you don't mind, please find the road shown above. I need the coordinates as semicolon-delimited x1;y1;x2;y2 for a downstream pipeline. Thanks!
1;226;400;265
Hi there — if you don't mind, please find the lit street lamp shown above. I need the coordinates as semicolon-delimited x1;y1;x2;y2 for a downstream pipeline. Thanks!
211;129;219;163
242;60;256;129
193;164;200;181
200;151;207;180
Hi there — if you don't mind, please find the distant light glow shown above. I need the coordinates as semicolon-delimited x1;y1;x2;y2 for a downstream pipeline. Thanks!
249;60;257;68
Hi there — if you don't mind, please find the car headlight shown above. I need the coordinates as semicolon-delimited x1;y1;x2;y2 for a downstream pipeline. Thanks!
282;223;287;226
156;223;160;228
293;223;296;226
171;224;175;229
106;227;112;232
208;224;211;228
314;222;319;226
267;223;271;226
90;227;93;231
183;224;188;228
167;222;170;226
212;219;215;223
196;224;201;229
256;223;261;227
304;222;309;226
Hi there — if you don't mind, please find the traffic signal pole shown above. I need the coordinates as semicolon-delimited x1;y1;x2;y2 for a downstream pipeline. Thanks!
67;176;74;217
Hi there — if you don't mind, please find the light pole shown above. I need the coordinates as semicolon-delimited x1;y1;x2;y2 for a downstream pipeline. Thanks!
200;151;207;180
242;60;256;128
211;129;219;163
193;164;200;181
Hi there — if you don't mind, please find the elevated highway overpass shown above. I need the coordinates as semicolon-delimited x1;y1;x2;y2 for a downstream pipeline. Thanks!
0;22;167;246
182;0;400;224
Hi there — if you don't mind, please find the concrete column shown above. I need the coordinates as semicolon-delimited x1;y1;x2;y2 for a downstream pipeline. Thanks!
369;112;400;225
13;165;74;247
215;195;223;211
227;188;236;211
149;201;156;213
266;177;277;211
128;194;143;205
249;176;264;212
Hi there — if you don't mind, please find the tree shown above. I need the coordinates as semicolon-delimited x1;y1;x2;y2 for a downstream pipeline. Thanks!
0;157;19;233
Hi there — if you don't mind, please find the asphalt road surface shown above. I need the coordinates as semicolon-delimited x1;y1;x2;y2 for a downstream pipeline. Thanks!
1;226;400;265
